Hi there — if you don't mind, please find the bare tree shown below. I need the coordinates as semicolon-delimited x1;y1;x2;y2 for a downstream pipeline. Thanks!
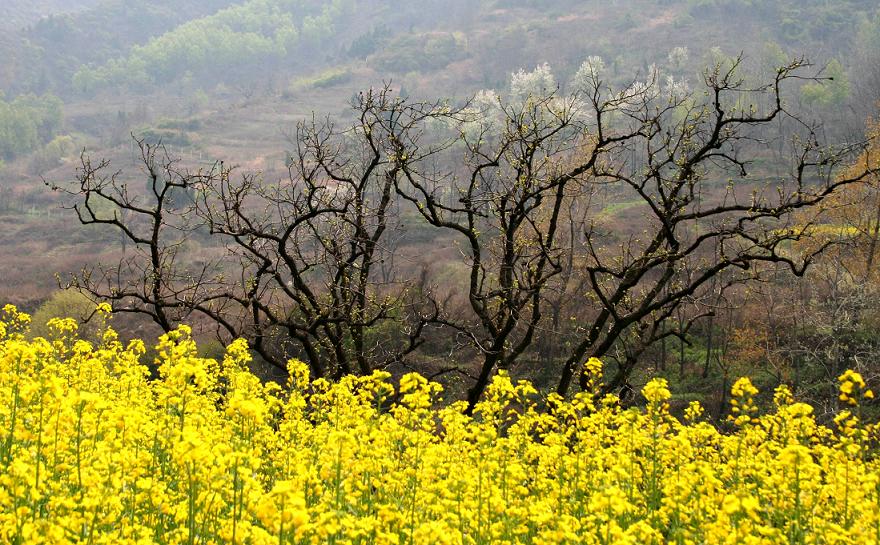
51;141;225;334
55;91;454;380
384;56;878;409
555;57;876;398
56;59;878;410
192;89;450;379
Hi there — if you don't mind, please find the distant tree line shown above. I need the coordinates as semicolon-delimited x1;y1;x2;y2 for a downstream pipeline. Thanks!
686;0;877;42
2;0;241;95
71;0;354;93
0;93;62;161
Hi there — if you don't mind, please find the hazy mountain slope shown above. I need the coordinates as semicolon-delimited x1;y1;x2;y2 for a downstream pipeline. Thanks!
4;0;878;98
0;0;102;29
0;0;244;93
70;0;355;93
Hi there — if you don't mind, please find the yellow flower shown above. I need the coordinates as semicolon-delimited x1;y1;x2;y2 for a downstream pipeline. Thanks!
684;400;704;422
643;378;671;404
838;370;872;406
584;357;603;377
729;377;759;425
0;306;877;545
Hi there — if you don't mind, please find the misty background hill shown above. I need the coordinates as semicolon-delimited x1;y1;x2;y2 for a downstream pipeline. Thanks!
1;0;878;307
1;0;880;410
0;0;101;29
3;0;879;98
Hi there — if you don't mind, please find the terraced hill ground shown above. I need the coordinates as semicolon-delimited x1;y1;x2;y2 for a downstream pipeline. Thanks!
1;0;877;310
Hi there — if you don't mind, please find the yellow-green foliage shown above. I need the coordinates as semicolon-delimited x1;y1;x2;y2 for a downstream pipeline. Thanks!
28;291;100;343
1;304;879;544
290;67;352;91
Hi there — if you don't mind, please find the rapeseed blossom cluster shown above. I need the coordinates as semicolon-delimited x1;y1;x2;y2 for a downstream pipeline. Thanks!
1;304;879;545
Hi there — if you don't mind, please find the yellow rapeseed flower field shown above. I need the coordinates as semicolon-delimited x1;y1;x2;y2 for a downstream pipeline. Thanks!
1;303;879;545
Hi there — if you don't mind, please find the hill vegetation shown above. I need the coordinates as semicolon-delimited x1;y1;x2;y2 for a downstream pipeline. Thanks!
1;0;878;98
0;93;62;161
0;0;101;29
71;0;354;93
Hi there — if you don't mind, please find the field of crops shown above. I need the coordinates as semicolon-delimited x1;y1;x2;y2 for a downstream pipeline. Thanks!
1;303;878;545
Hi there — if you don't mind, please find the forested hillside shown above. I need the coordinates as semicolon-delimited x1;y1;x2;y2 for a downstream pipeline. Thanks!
70;0;353;93
1;0;880;416
0;0;242;94
3;0;879;97
0;0;101;29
